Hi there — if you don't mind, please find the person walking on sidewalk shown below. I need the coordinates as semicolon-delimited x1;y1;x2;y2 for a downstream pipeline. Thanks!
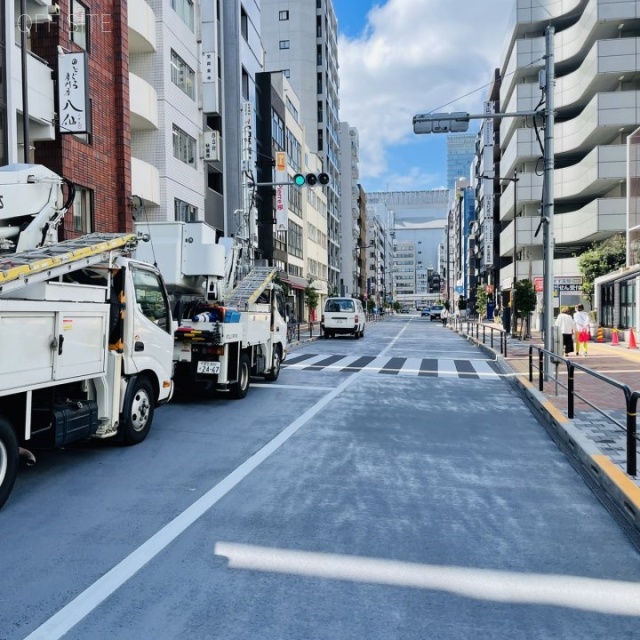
441;307;449;326
573;304;590;356
555;306;575;356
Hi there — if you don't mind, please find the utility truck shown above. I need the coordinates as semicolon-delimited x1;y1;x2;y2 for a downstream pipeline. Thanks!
0;164;174;509
134;221;287;399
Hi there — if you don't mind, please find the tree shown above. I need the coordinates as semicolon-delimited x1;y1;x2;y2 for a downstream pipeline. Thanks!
304;277;319;321
514;279;536;337
577;234;626;302
328;284;339;297
475;286;488;319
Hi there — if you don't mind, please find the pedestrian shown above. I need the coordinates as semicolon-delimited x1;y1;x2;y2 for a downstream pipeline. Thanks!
573;303;590;356
441;307;449;326
555;306;575;356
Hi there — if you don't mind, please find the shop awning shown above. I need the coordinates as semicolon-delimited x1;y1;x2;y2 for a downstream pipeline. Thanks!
280;275;308;291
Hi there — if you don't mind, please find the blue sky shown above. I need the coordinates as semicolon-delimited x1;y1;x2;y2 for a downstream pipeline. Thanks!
333;0;515;193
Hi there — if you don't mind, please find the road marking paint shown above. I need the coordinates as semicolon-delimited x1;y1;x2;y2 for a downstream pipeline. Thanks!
592;455;640;512
215;542;640;616
251;383;334;391
25;315;412;640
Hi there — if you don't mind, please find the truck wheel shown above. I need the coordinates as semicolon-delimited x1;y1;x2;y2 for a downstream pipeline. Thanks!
264;346;282;382
0;418;19;510
120;376;155;445
230;353;250;399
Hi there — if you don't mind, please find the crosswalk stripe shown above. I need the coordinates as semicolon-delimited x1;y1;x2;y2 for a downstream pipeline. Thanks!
282;355;501;379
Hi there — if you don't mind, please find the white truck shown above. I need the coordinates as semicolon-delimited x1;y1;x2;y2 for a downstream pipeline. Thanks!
134;221;287;399
0;164;175;509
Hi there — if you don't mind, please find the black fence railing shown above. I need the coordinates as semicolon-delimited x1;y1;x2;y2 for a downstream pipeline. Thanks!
528;345;638;476
449;317;508;357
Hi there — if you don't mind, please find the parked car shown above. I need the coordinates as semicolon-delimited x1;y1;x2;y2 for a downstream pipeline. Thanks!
429;304;445;321
421;307;431;317
321;297;366;339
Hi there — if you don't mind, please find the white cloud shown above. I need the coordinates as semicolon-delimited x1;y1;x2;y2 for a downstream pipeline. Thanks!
338;0;514;186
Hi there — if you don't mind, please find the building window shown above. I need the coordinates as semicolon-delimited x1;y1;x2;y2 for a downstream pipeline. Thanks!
174;198;198;222
317;129;323;152
317;72;322;94
279;10;289;20
317;100;323;123
241;68;249;100
241;7;248;41
272;110;284;149
170;51;195;99
172;125;197;167
72;187;93;233
279;40;290;49
317;44;322;67
70;0;88;50
171;0;195;31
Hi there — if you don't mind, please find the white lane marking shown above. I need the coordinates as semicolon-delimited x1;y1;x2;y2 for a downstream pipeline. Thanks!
468;360;501;379
284;355;354;370
25;318;412;640
437;359;457;378
215;542;640;617
251;383;334;391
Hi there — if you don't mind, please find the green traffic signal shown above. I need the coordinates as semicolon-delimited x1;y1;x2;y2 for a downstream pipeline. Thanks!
292;173;330;187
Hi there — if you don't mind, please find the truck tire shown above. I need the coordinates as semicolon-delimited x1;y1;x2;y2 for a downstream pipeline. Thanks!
120;376;155;445
264;345;282;382
0;418;19;510
230;353;250;399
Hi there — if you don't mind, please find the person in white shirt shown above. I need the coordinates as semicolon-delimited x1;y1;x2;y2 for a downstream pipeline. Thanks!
555;307;575;356
573;304;591;356
441;307;449;326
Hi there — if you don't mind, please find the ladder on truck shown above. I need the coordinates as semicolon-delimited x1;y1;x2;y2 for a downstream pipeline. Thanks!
225;266;276;310
0;232;138;297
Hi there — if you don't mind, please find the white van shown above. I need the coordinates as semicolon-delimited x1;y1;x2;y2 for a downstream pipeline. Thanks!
320;297;366;339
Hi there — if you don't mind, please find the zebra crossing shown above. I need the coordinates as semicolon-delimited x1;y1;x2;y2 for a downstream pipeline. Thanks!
282;353;502;379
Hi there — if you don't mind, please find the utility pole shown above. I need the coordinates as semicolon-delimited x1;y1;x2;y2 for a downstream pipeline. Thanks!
542;25;556;370
512;169;518;338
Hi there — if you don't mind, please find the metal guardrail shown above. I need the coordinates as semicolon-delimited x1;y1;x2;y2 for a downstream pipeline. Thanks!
528;345;638;476
450;317;508;357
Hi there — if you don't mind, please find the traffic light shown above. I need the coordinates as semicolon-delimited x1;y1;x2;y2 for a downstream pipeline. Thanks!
293;173;330;187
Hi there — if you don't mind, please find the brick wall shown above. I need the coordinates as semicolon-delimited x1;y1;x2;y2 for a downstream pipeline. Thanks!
32;0;131;236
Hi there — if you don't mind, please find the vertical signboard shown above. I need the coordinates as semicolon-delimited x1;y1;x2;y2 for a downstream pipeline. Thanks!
58;53;89;134
482;101;496;270
275;151;288;231
628;126;640;265
242;101;253;172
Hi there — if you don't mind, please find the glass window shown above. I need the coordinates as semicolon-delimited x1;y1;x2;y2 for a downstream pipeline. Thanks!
72;186;93;233
279;10;289;20
279;40;290;49
171;0;195;30
172;125;197;167
170;50;195;99
620;280;635;329
70;0;88;50
132;267;171;333
241;7;248;40
174;198;197;222
272;110;284;149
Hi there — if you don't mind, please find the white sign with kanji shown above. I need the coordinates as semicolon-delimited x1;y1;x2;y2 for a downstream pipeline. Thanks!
58;53;89;134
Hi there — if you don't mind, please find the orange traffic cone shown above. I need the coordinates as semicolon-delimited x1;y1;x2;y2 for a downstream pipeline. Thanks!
629;328;638;349
611;328;620;345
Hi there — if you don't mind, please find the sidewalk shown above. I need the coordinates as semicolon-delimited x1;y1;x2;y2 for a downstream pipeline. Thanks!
465;322;640;539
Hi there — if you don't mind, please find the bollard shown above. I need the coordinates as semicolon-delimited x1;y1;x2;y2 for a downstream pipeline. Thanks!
567;363;574;419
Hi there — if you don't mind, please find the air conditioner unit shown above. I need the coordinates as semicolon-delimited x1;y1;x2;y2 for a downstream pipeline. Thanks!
203;130;221;162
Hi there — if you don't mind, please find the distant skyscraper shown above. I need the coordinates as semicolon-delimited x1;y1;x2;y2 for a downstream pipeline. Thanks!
447;134;476;191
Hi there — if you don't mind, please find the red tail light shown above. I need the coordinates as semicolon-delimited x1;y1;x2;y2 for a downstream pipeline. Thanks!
354;315;359;323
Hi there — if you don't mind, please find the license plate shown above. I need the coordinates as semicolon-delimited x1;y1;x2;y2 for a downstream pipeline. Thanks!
335;319;345;324
197;361;221;374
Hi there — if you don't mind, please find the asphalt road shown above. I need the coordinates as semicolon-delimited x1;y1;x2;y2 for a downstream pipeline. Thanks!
2;315;640;639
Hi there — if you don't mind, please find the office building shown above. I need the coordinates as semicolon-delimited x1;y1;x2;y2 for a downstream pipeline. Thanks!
261;0;341;291
447;133;476;192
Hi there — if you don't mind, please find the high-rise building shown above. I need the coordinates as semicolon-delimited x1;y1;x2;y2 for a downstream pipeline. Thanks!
338;123;360;296
261;0;341;292
497;0;640;316
0;8;7;167
447;134;476;191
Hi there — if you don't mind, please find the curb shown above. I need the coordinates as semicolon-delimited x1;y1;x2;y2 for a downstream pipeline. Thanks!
460;326;640;540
